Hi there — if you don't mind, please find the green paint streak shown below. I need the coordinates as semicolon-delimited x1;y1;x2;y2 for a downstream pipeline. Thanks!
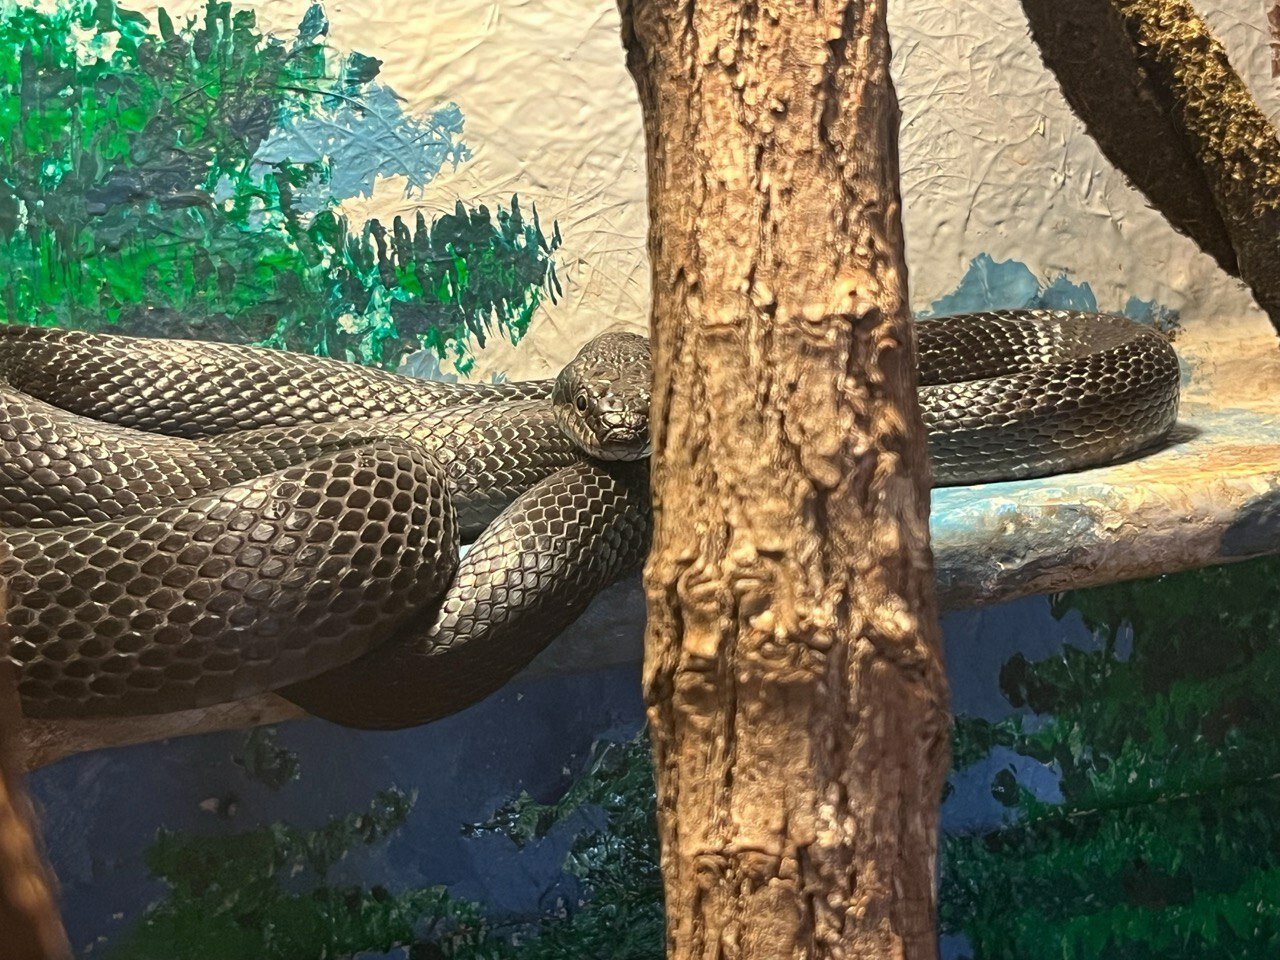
0;0;560;371
943;556;1280;959
232;728;300;791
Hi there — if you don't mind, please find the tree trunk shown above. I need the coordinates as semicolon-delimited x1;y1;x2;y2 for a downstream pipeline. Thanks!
617;2;950;958
0;589;70;959
1023;0;1280;334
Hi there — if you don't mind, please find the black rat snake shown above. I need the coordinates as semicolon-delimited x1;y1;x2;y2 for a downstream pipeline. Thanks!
0;310;1179;727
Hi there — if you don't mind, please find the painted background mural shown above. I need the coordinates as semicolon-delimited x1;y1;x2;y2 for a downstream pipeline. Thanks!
1;0;563;374
5;0;1280;956
8;0;1277;367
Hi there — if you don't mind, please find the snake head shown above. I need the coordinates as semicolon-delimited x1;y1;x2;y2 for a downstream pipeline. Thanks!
553;332;651;461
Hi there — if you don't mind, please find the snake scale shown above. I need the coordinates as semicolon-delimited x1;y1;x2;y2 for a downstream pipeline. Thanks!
0;311;1179;728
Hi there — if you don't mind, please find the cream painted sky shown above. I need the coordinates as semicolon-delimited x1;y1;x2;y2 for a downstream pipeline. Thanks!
140;0;650;379
889;0;1279;335
127;0;1278;375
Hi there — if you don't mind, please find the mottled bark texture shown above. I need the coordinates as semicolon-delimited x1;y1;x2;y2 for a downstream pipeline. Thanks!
0;592;69;960
1270;0;1280;77
1022;0;1280;335
617;2;950;958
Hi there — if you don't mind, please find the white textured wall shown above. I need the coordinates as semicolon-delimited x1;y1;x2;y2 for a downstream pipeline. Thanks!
151;0;1280;373
891;0;1278;335
147;0;649;380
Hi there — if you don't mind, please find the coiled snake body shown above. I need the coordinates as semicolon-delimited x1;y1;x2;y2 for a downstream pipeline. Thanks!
0;311;1179;727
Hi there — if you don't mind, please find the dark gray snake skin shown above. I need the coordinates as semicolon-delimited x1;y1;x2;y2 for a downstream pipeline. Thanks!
0;311;1179;727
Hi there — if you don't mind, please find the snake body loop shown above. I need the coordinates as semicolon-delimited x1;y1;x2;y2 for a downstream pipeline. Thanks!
0;312;1180;726
916;312;1180;484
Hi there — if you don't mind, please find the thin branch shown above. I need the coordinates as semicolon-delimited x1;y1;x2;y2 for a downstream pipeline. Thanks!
0;590;70;958
1023;0;1280;334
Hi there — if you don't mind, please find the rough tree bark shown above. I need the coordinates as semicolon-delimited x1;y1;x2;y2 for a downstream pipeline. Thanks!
617;2;950;958
0;590;70;959
1022;0;1280;335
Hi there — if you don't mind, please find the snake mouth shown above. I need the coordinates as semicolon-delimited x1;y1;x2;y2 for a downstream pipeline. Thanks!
592;429;651;461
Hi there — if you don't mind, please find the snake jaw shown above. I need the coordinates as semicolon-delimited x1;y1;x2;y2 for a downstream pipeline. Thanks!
592;428;651;461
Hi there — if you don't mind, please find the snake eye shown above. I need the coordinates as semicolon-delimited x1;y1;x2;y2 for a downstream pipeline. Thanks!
574;393;589;414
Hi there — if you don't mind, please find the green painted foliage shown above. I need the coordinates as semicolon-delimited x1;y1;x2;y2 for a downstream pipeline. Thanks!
108;788;510;960
112;736;661;960
111;557;1280;959
942;556;1280;959
0;0;560;371
465;737;664;960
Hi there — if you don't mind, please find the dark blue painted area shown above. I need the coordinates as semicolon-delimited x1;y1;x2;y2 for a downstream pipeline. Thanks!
943;745;1064;834
941;599;1090;724
1220;485;1280;558
30;664;645;955
29;599;1098;954
940;932;975;960
938;597;1113;834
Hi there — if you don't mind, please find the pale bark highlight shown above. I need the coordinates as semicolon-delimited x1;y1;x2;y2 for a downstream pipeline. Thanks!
618;1;950;957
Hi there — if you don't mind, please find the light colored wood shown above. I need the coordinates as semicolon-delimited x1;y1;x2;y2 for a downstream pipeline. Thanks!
21;694;306;771
0;590;70;958
617;2;949;957
932;327;1280;606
